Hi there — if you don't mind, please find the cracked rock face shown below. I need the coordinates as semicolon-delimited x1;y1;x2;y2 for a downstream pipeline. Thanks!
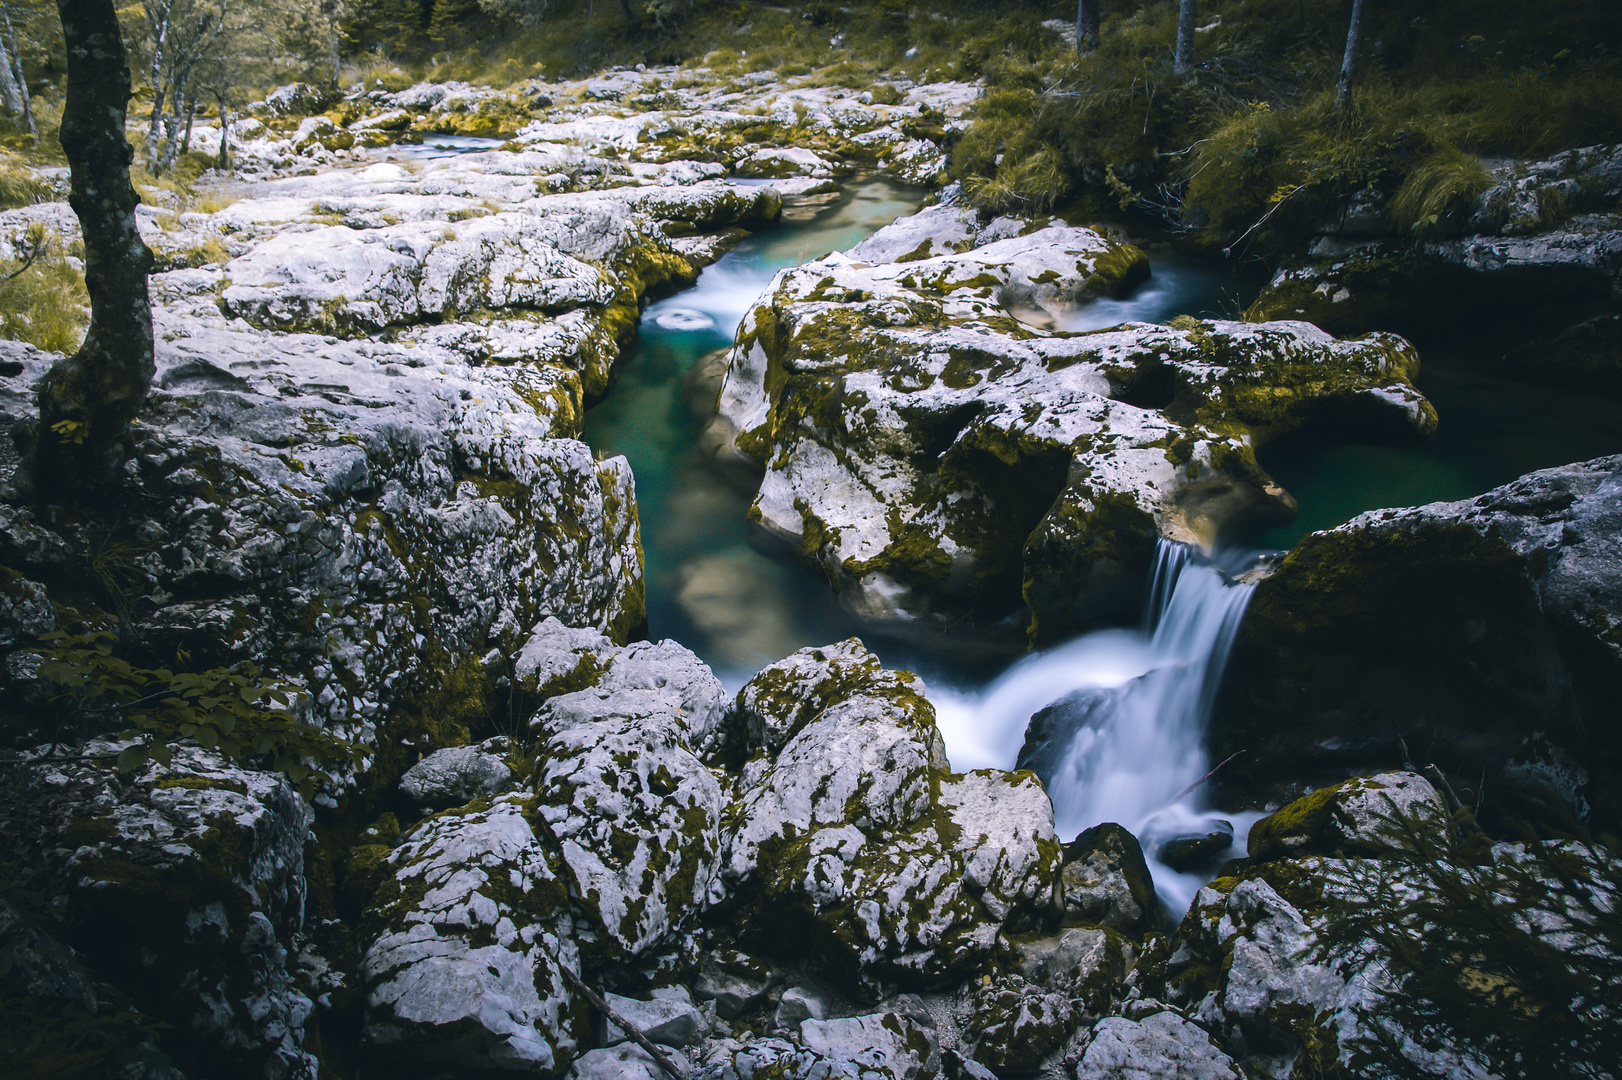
1213;455;1622;827
718;640;1063;999
712;207;1435;644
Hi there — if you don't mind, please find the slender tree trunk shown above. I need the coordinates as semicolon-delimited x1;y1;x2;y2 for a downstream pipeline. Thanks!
325;0;341;92
1075;0;1099;54
1336;0;1368;107
28;0;155;500
180;89;197;154
1;4;34;135
144;0;170;168
1174;0;1197;75
1401;0;1411;37
0;27;22;116
215;93;230;170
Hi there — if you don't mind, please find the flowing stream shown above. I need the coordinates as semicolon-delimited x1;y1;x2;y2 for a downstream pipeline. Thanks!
584;180;1622;915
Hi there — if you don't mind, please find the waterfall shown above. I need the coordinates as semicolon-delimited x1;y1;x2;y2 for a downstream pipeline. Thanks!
929;540;1263;914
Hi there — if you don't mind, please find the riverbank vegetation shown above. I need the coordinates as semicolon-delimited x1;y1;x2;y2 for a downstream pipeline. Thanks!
0;2;1613;262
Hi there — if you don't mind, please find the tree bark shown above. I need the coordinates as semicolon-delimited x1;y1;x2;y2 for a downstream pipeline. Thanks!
1336;0;1368;107
28;0;155;499
0;24;22;116
1;4;34;135
1174;0;1197;75
215;92;230;169
143;0;171;169
1075;0;1099;53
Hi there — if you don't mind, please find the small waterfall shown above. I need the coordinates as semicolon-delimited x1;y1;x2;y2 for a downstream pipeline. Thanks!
929;541;1263;914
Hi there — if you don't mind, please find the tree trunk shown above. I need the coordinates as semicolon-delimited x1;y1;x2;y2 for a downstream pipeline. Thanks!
325;0;341;92
1174;0;1197;75
1336;0;1368;107
180;89;197;154
1075;0;1099;53
215;94;230;170
28;0;155;500
0;25;22;116
144;0;170;169
1;4;34;135
1074;0;1099;54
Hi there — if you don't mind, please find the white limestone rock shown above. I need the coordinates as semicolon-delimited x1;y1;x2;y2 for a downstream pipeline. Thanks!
531;639;727;964
1246;771;1450;862
398;739;517;808
711;207;1436;643
800;1012;940;1080
362;794;584;1075
720;640;1063;999
604;986;706;1047
1077;1012;1242;1080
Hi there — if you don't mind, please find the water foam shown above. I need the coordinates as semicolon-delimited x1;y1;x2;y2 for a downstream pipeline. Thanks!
929;542;1262;914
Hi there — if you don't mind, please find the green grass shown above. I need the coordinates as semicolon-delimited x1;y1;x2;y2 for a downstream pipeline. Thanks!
944;0;1622;253
0;227;88;354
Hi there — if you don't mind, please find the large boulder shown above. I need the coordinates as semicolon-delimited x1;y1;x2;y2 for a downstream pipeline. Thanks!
361;794;585;1075
1212;456;1622;829
25;744;318;1080
710;210;1435;644
530;638;727;968
719;640;1063;999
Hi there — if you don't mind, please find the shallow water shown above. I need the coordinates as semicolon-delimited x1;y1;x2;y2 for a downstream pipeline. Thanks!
1255;353;1622;548
582;178;925;688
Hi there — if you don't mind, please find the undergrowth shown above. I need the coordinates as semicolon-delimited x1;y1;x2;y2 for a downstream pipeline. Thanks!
0;224;87;354
948;0;1622;254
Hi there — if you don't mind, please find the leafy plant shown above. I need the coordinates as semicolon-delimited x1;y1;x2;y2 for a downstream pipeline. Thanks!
33;629;362;797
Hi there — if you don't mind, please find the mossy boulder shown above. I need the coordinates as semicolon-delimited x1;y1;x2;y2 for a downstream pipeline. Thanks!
1246;772;1448;863
968;974;1080;1073
30;744;318;1080
1060;823;1159;937
719;640;1063;1000
361;794;586;1076
712;208;1434;644
530;639;727;968
1211;456;1622;831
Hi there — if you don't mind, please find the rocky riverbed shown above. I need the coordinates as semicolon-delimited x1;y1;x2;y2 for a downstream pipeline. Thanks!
0;60;1617;1080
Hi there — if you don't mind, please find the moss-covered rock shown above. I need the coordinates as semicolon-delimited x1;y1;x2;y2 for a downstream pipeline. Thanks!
361;793;585;1076
1246;772;1448;863
719;640;1062;1000
968;974;1079;1072
29;744;319;1080
1060;822;1159;937
530;639;727;969
1211;456;1622;831
711;209;1434;644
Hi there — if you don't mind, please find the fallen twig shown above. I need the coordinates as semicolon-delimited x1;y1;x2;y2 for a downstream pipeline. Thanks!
1167;749;1246;807
559;964;687;1080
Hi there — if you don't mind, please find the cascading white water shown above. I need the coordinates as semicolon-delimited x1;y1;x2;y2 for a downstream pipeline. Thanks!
929;541;1261;914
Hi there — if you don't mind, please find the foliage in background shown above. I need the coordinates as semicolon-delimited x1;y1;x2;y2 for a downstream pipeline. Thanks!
1317;805;1621;1078
950;0;1622;254
34;628;362;797
0;223;87;354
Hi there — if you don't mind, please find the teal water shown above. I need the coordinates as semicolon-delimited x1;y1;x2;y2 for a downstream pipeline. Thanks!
1255;355;1622;549
583;178;926;684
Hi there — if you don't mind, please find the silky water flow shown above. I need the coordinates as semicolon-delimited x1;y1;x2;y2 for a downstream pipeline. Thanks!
931;542;1267;915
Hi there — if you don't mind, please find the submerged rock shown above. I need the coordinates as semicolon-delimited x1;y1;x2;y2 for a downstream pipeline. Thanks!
1213;455;1622;828
711;208;1436;644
